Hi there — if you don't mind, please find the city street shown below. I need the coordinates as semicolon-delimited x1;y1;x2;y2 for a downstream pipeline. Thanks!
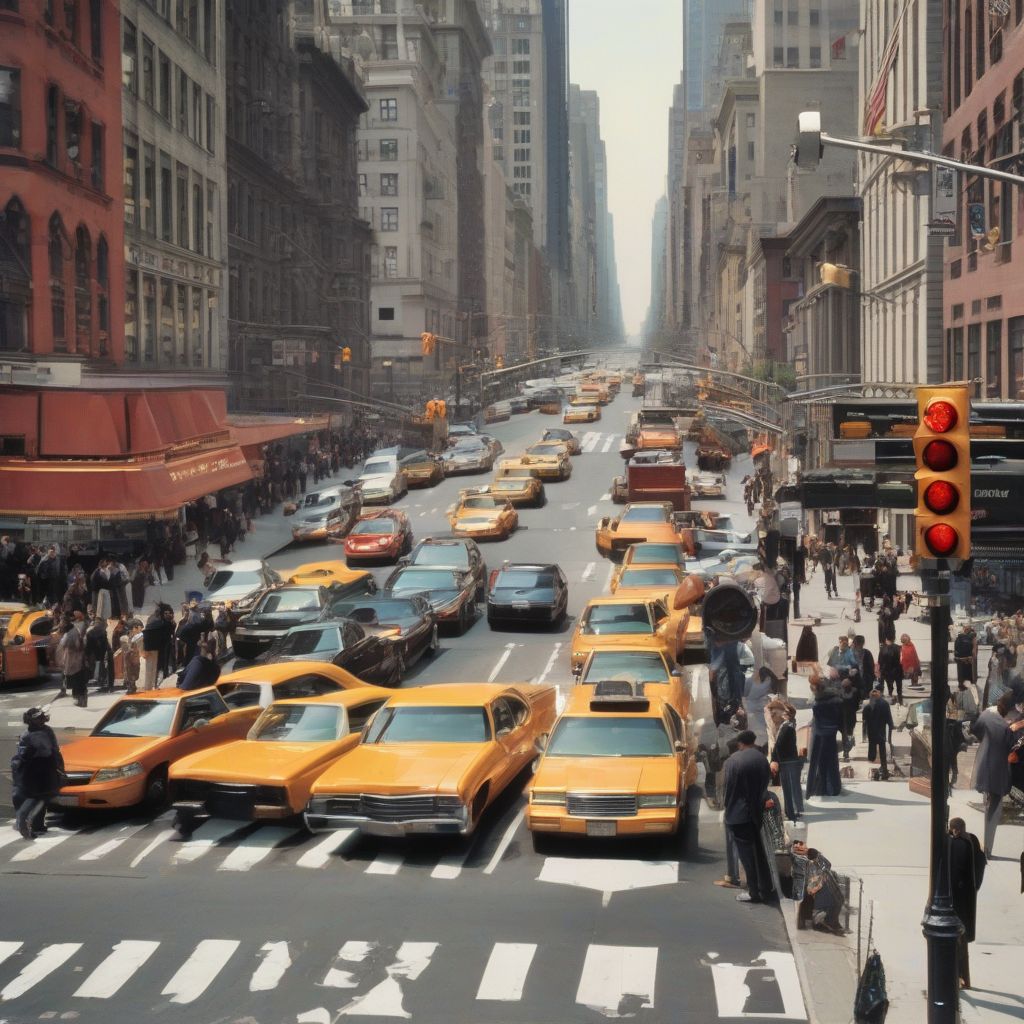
0;393;807;1023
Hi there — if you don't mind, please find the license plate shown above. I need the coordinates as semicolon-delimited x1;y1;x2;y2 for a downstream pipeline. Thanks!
512;601;530;610
586;820;616;837
52;795;78;807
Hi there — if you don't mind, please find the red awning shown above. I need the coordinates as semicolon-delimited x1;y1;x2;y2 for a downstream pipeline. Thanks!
228;414;330;449
0;446;253;519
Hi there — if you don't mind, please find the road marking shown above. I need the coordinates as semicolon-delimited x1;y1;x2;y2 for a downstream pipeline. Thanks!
430;507;438;514
708;950;807;1019
161;939;239;1005
603;562;615;589
476;942;536;1002
536;642;562;685
129;825;176;868
74;940;160;999
0;826;30;853
599;493;612;502
173;818;250;864
249;941;293;992
9;828;75;862
581;561;595;581
323;940;375;988
487;642;516;682
582;432;600;453
218;826;299;871
538;857;680;907
0;943;23;970
365;850;403;875
561;502;580;510
338;941;439;1017
419;511;428;518
587;505;597;516
483;807;524;875
0;942;82;1002
576;944;657;1018
601;436;614;453
430;847;471;880
297;829;359;869
79;821;152;861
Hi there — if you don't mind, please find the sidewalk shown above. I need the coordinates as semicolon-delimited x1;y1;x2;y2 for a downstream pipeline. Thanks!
781;562;1022;1024
44;460;366;733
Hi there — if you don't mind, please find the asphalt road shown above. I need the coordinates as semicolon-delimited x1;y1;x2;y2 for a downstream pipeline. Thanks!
0;390;807;1023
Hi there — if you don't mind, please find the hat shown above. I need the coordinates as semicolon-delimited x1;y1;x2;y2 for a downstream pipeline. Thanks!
23;707;48;725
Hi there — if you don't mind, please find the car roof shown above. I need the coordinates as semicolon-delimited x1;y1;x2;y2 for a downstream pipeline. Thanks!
272;685;394;709
563;686;666;719
218;662;364;687
111;687;195;701
415;536;474;548
497;563;557;572
355;508;403;521
384;683;532;706
583;595;660;607
212;559;266;573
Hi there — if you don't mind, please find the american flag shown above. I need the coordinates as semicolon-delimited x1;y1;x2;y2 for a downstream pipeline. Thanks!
863;0;912;136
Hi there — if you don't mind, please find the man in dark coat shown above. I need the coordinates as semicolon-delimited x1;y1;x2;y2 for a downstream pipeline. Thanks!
12;707;64;840
862;689;894;779
722;730;774;904
970;692;1024;856
769;704;803;822
948;817;985;989
178;641;222;691
851;635;875;700
819;543;836;599
791;544;806;619
877;636;903;704
806;684;843;797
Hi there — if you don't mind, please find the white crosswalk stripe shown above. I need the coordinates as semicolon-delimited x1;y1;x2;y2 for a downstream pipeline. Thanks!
576;944;658;1017
9;828;75;862
161;939;239;1004
218;827;299;872
430;848;470;880
296;829;357;869
322;940;375;988
79;821;153;862
248;941;292;992
172;818;250;864
581;432;601;453
0;942;82;1002
476;942;536;1002
338;941;438;1017
0;943;23;971
74;940;160;999
365;850;403;875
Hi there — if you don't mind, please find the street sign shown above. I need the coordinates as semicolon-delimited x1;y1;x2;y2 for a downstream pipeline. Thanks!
929;167;957;236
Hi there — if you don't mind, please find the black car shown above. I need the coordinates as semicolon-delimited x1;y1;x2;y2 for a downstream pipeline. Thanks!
383;566;478;635
401;536;487;602
487;563;569;628
322;595;439;667
509;396;530;414
232;580;376;661
264;620;405;687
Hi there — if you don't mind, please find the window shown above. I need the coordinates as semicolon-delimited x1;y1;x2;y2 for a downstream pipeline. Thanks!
786;47;798;68
380;138;397;160
89;0;102;60
773;47;784;67
0;198;29;351
512;88;529;107
513;147;530;162
159;151;172;241
122;20;137;93
206;93;214;151
176;162;188;248
380;173;398;196
379;98;398;121
357;173;366;196
49;215;66;346
1011;317;1024;397
747;141;754;161
380;207;398;231
986;320;1002;397
787;8;797;24
158;53;171;119
810;46;821;68
513;129;530;143
384;245;397;278
511;38;529;55
745;112;755;128
177;67;188;133
192;181;203;253
206;182;215;255
89;121;103;189
142;37;155;106
192;81;201;143
774;8;782;25
381;24;398;60
512;60;530;74
64;101;82;168
74;226;92;349
137;144;154;234
0;68;20;149
203;0;214;61
46;85;59;165
968;323;982;396
950;326;964;379
124;269;138;360
186;0;198;44
64;0;78;43
513;111;530;125
123;134;138;225
809;8;820;26
378;306;395;320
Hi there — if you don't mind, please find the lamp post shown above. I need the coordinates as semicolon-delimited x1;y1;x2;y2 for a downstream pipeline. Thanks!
381;359;393;397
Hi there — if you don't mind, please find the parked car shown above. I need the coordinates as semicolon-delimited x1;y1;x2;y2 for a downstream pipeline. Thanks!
343;509;413;563
487;563;568;628
323;595;439;667
402;536;488;602
265;620;406;687
383;566;479;635
216;662;368;710
509;396;530;414
0;606;56;686
202;560;282;609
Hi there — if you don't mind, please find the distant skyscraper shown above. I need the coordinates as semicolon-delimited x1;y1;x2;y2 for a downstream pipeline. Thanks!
682;0;750;113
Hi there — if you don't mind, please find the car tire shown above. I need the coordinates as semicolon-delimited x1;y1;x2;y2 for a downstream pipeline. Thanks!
426;624;440;656
470;785;489;831
530;830;551;855
389;649;406;687
458;603;473;636
534;491;546;508
144;766;169;811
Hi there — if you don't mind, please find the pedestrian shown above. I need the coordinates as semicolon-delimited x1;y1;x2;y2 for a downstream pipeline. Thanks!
85;616;112;694
954;622;978;691
795;624;818;664
11;707;64;840
877;635;903;704
36;545;65;606
178;640;222;690
792;542;806;619
851;635;875;700
743;667;776;748
769;703;803;822
131;558;155;609
722;730;775;904
862;689;894;779
947;817;986;990
970;692;1024;856
983;644;1012;708
141;604;174;690
820;542;837;599
826;634;856;676
877;595;899;646
839;675;860;761
56;613;88;706
118;620;143;693
900;633;922;690
805;684;843;797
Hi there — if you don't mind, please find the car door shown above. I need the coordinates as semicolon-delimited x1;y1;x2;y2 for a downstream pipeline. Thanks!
337;622;381;682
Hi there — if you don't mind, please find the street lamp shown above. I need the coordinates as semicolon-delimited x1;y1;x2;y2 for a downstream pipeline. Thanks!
381;359;393;396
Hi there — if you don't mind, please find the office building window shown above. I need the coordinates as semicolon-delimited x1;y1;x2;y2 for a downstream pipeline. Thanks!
786;47;798;67
380;207;398;231
122;19;137;93
987;320;1002;397
0;68;21;149
810;46;821;68
378;306;395;320
124;133;138;225
773;47;784;67
203;0;214;61
512;60;530;74
206;182;215;255
809;8;820;26
774;8;782;25
89;0;102;60
745;113;755;128
512;38;529;54
384;245;397;278
90;122;104;189
158;53;171;119
381;25;398;59
142;143;155;233
193;181;203;253
142;37;155;106
514;111;530;125
788;8;797;24
380;138;397;160
747;141;754;161
357;173;366;195
176;163;188;247
177;67;188;133
379;98;398;121
380;173;398;196
968;323;982;395
192;81;201;142
1011;317;1024;397
124;269;138;360
206;93;215;151
159;152;172;241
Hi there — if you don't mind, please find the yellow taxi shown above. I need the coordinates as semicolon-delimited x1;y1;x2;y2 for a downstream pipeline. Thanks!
574;648;680;688
1;605;56;685
402;451;445;488
284;560;375;591
447;492;519;541
489;473;546;508
564;406;601;424
609;564;687;598
527;680;697;845
595;502;695;560
637;425;682;451
569;577;705;674
169;686;393;827
304;683;557;836
516;443;572;481
568;392;602;408
621;541;689;569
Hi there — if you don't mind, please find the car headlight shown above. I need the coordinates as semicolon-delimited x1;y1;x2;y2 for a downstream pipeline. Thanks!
637;793;677;808
434;796;468;819
531;791;566;805
93;762;146;783
377;537;392;547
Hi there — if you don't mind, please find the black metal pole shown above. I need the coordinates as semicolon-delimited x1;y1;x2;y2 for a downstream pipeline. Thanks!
921;585;962;1023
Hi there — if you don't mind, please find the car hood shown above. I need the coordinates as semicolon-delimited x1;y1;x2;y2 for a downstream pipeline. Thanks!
240;610;318;630
359;473;396;487
312;743;484;795
491;586;554;603
346;532;395;544
534;756;678;794
63;735;169;771
205;583;261;602
171;740;348;784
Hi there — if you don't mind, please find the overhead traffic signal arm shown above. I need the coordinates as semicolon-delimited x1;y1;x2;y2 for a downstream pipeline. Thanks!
913;386;971;561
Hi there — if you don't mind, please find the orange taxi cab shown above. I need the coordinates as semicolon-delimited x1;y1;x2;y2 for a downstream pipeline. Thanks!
595;502;695;560
1;606;56;685
564;406;600;424
488;473;546;508
284;560;375;591
447;492;519;541
609;564;687;598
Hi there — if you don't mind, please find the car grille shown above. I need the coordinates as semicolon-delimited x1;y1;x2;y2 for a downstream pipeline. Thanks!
360;794;443;821
175;781;286;819
566;794;638;818
63;771;94;787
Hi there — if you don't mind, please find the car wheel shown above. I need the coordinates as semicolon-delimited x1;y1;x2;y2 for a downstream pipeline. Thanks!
389;649;406;687
470;785;489;831
144;766;169;811
458;603;473;635
426;624;440;656
530;830;551;855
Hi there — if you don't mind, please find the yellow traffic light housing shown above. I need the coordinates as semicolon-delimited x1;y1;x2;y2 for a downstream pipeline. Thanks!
495;355;504;369
913;385;971;560
421;332;436;356
436;400;446;419
341;346;352;363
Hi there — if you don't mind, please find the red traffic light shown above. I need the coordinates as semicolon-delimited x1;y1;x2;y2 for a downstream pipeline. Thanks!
923;523;959;557
923;399;959;433
923;480;959;515
922;438;957;472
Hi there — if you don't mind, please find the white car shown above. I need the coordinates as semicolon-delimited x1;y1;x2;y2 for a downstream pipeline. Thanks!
201;559;282;610
358;455;408;504
694;529;758;557
690;472;726;499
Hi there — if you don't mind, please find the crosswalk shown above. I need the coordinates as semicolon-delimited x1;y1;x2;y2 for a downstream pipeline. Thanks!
0;933;807;1018
579;431;621;454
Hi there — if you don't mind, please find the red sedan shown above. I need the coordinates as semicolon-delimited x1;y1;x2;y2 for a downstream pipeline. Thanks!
343;509;414;564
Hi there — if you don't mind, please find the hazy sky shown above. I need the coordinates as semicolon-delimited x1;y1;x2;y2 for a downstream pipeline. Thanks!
568;0;682;338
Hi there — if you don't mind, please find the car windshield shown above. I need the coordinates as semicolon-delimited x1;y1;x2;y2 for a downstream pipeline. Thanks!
582;652;669;684
206;569;261;592
546;716;673;757
94;700;178;738
250;703;342;743
463;496;501;509
412;545;469;569
351;518;397;535
619;569;679;588
629;544;683;565
364;706;490;744
453;438;487;450
276;628;339;656
255;589;320;613
526;445;558;456
305;493;340;509
361;459;394;476
391;569;458;593
544;432;569;441
581;604;653;635
492;480;524;491
622;507;668;523
328;599;419;626
495;570;553;589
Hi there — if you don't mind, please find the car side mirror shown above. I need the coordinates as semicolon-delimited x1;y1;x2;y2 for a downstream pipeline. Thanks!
11;635;25;645
674;739;685;752
534;733;549;754
191;718;210;730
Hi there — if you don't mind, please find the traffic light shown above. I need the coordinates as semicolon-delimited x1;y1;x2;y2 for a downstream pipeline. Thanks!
424;400;437;421
421;332;436;356
341;346;352;363
436;400;446;419
913;385;971;560
495;355;504;369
